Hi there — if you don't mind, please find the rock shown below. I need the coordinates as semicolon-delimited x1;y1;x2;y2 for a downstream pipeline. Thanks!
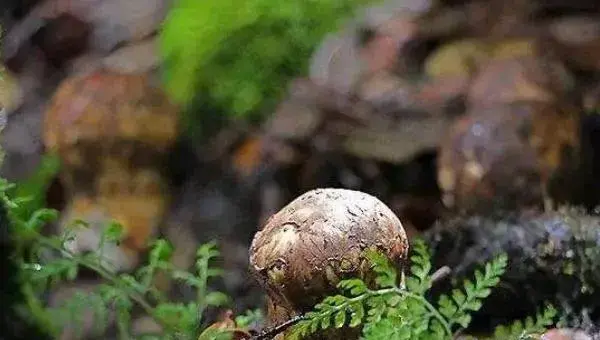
264;80;323;142
360;12;421;75
424;39;488;78
357;71;413;109
361;0;432;27
491;38;538;60
425;210;600;334
414;76;469;114
309;31;362;95
467;55;573;106
0;98;45;181
67;52;104;76
102;37;159;74
548;16;600;71
542;329;593;340
583;82;600;112
0;65;23;113
72;0;168;52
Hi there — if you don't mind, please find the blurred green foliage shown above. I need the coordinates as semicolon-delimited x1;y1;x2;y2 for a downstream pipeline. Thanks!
159;0;374;131
9;153;61;221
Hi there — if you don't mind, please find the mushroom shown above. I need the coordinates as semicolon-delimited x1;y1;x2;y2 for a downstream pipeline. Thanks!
249;188;409;339
437;102;579;213
43;71;179;272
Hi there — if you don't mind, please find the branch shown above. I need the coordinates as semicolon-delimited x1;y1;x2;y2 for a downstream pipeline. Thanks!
246;315;305;340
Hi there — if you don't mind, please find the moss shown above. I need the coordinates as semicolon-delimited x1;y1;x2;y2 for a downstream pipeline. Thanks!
159;0;376;133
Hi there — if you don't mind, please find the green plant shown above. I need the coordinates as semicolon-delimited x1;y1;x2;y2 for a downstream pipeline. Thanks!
2;172;561;340
8;152;61;221
492;307;557;340
288;239;557;340
0;175;235;339
160;0;374;125
34;235;232;339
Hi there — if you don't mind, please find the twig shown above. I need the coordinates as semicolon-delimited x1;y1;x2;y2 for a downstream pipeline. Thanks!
431;265;452;284
247;315;306;340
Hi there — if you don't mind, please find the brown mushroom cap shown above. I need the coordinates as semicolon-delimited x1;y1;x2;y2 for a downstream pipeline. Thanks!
43;71;179;194
44;71;178;154
437;102;578;212
438;104;542;211
249;188;408;324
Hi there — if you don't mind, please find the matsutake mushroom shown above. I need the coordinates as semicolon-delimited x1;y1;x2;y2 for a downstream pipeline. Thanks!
249;188;409;339
437;102;579;213
43;71;179;272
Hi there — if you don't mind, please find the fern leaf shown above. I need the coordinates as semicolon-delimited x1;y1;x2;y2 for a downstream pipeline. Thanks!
364;249;397;288
405;239;432;294
338;279;368;296
493;304;557;339
438;253;507;332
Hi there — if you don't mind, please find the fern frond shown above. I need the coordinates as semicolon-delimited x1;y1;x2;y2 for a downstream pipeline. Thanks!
364;249;398;288
406;239;432;295
438;253;508;330
493;304;557;339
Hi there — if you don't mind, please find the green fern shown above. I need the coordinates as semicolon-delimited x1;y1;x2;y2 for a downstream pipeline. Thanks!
289;239;554;340
492;305;557;339
16;219;231;338
436;252;507;331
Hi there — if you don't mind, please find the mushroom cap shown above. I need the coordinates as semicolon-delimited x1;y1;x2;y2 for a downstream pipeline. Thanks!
437;104;542;211
437;102;578;212
249;188;408;311
43;71;179;156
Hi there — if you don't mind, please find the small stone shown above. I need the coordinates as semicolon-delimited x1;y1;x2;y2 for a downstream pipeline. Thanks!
468;55;573;106
102;37;159;74
548;16;600;71
424;39;488;78
309;31;362;95
542;328;593;340
74;0;168;52
0;66;23;113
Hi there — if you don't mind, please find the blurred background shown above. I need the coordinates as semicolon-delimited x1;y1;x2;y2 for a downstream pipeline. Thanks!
1;0;600;338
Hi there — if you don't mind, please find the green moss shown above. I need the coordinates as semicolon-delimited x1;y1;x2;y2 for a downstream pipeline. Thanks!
159;0;375;129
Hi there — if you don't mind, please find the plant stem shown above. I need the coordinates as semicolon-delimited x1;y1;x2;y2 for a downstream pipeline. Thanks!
398;290;453;336
295;287;454;339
